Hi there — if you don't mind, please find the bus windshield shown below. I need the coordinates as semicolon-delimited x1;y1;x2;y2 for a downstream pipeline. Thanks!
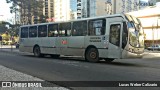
125;14;144;48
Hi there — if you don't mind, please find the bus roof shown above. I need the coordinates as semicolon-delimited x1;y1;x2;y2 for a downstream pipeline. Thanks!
20;14;125;28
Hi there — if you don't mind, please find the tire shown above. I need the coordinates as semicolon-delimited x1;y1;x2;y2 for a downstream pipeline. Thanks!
33;46;43;57
50;54;60;58
85;48;99;63
104;58;114;63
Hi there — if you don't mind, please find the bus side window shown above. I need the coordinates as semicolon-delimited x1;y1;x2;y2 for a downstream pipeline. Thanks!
88;19;106;36
48;24;58;37
72;20;87;36
29;26;37;38
38;25;47;37
21;27;28;38
59;22;71;37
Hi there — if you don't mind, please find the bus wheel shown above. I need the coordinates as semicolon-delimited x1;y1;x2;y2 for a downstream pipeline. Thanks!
85;48;99;63
104;58;114;63
50;54;60;58
33;46;43;57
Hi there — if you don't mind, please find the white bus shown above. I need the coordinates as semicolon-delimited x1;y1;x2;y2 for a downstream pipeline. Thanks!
19;14;144;62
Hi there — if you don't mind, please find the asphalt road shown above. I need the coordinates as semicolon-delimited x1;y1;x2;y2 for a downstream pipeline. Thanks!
0;50;160;90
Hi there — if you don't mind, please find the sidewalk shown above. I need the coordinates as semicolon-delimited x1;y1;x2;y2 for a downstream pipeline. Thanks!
143;49;160;58
0;46;69;90
0;65;69;90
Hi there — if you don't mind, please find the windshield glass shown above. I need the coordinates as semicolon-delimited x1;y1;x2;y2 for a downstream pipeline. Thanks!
125;14;144;48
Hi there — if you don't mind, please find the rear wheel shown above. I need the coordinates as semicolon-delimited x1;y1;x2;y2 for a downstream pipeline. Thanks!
33;46;43;57
85;48;99;63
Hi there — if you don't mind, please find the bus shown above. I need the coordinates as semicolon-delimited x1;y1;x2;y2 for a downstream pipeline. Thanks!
19;14;144;62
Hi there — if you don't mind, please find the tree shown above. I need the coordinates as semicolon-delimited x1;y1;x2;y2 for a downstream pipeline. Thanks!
0;21;10;34
6;0;45;25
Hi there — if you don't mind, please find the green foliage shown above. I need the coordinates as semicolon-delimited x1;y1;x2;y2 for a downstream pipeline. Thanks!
0;21;11;34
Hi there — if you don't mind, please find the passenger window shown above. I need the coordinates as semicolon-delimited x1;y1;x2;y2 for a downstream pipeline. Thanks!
29;26;37;38
59;22;71;37
109;24;121;46
38;25;47;37
21;27;28;38
72;20;87;36
48;24;58;37
88;19;106;36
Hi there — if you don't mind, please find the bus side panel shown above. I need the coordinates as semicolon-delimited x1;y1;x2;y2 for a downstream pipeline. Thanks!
68;36;85;56
84;36;108;58
39;37;57;54
27;38;38;53
56;37;69;55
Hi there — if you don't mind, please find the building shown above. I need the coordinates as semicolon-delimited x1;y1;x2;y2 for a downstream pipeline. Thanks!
70;11;77;20
148;0;160;5
81;0;143;18
77;0;83;19
43;0;54;22
54;0;70;21
112;0;141;14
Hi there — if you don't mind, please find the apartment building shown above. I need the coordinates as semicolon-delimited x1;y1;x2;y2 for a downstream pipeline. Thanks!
54;0;70;21
43;0;54;20
81;0;151;18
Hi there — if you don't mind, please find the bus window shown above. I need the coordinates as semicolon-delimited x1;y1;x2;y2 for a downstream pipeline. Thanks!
109;24;121;46
29;26;37;38
48;24;58;37
21;27;28;38
38;25;47;37
72;20;87;36
88;19;106;36
59;22;71;37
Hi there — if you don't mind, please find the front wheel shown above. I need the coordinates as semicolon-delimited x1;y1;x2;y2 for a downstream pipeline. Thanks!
85;48;99;63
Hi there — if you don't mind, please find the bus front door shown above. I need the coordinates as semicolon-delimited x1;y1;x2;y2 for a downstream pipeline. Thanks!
108;23;122;59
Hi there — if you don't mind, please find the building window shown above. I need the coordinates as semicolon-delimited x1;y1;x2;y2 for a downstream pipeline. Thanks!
59;23;71;37
88;19;106;36
38;25;47;37
21;27;28;38
48;24;58;37
29;26;37;38
72;20;87;36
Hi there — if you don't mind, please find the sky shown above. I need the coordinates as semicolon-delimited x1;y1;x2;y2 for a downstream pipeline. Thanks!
0;0;14;23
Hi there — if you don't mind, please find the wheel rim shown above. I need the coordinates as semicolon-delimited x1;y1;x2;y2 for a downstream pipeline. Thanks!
86;48;99;62
90;52;97;59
